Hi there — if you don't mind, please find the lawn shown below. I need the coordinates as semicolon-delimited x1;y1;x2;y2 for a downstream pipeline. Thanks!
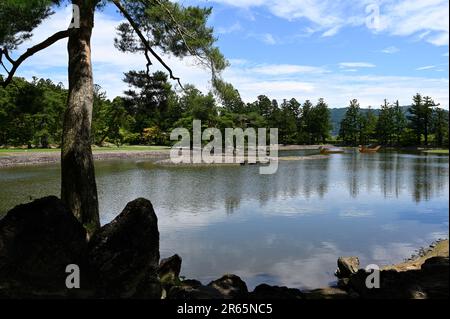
422;149;449;154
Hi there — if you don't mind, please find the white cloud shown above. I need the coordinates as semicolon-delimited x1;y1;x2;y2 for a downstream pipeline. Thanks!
321;26;341;37
217;22;242;34
381;46;400;54
224;62;449;108
250;64;328;75
261;33;277;45
203;0;449;45
339;62;376;68
416;65;436;71
379;0;449;46
247;32;278;45
9;6;449;111
13;9;214;98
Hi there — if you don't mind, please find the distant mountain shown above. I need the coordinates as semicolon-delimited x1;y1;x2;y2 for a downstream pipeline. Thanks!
329;106;411;136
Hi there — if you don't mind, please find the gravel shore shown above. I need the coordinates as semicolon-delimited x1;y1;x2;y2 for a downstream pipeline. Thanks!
0;145;331;168
0;150;171;168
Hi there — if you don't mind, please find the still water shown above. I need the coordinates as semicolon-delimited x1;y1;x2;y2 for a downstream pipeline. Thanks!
0;151;448;289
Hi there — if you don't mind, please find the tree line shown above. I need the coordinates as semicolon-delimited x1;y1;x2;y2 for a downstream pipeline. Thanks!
0;72;333;147
339;96;448;147
0;74;448;149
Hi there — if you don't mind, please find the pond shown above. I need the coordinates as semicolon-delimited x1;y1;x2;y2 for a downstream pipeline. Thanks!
0;151;448;289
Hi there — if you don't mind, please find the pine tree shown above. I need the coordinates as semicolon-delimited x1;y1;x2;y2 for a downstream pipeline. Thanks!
392;101;406;146
433;108;449;147
299;100;314;144
0;0;227;233
311;98;331;144
339;99;361;146
376;99;394;145
361;106;377;145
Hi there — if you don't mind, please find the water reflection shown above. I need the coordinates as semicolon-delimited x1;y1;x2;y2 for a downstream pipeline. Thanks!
0;151;448;289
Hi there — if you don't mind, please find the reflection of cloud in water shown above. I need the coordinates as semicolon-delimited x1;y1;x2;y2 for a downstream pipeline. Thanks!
247;241;361;289
261;203;327;217
381;223;399;231
339;209;373;218
371;242;417;265
158;209;228;231
427;231;449;241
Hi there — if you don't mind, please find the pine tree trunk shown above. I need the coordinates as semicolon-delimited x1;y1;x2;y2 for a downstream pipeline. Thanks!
61;1;99;234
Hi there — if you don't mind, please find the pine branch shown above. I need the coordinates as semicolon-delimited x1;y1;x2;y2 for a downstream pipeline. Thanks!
112;0;184;89
0;30;69;88
145;0;210;69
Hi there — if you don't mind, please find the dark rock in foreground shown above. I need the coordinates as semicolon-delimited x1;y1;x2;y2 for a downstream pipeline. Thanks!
158;254;182;283
0;196;87;297
338;252;449;299
336;256;360;278
0;197;161;299
208;274;248;299
168;280;224;299
303;287;350;299
88;198;161;298
249;284;303;299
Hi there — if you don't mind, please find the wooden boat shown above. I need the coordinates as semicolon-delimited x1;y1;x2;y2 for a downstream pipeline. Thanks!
319;146;345;154
359;145;381;153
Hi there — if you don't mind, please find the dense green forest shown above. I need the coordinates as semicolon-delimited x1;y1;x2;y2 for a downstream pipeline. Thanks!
0;74;448;148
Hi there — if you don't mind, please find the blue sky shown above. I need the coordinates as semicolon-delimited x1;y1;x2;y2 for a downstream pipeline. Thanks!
9;0;450;108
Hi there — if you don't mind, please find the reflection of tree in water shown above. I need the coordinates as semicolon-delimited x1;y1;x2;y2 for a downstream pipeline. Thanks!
301;159;330;199
221;159;331;213
343;152;448;203
345;152;362;198
379;152;396;198
156;153;447;216
225;196;241;215
394;154;406;198
316;158;330;198
410;155;448;203
412;156;431;202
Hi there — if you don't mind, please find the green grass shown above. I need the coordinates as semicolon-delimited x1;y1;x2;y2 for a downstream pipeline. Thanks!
0;145;170;155
422;149;449;154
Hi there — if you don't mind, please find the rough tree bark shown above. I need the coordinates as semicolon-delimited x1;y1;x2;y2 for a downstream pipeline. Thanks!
61;0;99;234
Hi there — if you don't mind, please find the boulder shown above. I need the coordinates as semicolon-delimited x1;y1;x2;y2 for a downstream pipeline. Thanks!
0;196;87;296
88;198;161;298
336;256;360;278
168;280;224;299
249;284;303;299
337;278;350;289
421;256;449;272
346;262;449;299
158;254;182;284
303;287;350;299
207;274;248;299
181;279;203;288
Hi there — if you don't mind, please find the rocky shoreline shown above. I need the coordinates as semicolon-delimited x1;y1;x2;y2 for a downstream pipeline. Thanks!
0;150;170;168
0;197;448;299
0;145;335;169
